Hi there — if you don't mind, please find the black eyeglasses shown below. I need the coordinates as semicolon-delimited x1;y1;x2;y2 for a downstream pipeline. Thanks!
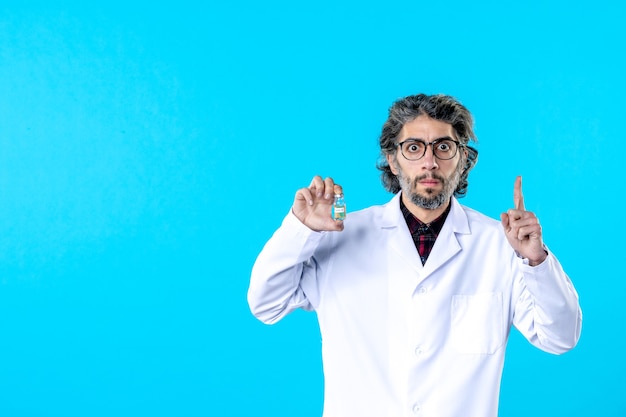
397;138;462;161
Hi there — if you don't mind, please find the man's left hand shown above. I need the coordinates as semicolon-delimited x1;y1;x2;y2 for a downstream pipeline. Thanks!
500;176;548;266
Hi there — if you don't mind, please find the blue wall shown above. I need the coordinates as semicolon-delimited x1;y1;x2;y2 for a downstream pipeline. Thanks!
0;1;623;416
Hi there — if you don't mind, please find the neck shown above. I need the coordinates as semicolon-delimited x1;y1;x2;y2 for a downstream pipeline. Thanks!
401;193;451;224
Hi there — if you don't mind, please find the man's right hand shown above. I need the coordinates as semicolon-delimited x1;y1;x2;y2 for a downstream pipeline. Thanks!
293;175;344;232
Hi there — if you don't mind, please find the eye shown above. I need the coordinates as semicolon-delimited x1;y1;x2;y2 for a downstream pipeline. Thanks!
436;141;452;152
403;141;425;154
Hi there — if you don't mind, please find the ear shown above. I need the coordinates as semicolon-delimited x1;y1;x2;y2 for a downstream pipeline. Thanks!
463;145;479;172
386;153;399;175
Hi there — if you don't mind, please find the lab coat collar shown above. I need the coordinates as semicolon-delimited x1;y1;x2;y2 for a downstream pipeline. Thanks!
381;192;470;232
382;192;471;280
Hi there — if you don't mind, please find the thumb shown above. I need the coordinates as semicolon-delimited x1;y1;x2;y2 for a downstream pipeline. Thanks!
500;212;510;230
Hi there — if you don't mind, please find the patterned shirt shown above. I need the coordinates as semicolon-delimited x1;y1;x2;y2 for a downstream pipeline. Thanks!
400;198;451;265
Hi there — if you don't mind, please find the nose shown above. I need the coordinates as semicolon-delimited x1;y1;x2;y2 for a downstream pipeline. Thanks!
422;144;438;170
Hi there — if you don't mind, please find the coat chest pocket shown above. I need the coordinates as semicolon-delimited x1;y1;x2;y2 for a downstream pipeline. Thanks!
451;292;504;355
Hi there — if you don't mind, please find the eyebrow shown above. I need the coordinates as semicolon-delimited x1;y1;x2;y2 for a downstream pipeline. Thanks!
403;136;455;142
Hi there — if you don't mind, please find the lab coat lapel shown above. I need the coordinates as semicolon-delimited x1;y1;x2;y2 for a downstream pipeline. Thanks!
381;195;471;283
421;198;470;277
382;194;424;274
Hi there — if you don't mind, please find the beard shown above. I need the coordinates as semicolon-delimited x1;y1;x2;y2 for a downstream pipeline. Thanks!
396;162;463;210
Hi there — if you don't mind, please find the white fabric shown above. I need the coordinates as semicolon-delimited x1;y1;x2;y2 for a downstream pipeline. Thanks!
248;193;582;417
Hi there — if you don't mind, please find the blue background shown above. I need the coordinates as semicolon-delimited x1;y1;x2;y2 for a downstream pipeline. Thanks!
0;1;623;416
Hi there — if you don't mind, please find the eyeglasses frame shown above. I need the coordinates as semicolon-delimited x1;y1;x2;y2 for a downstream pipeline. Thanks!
396;138;464;161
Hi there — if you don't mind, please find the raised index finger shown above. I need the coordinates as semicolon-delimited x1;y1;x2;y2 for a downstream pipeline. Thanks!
514;175;525;211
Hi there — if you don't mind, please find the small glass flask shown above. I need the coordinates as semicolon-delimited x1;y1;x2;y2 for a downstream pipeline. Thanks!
332;193;346;221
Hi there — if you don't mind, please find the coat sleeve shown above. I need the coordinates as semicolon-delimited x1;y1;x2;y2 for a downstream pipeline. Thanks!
512;249;582;354
247;211;325;325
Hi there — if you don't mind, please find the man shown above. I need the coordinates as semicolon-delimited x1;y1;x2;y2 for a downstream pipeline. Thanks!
248;93;582;417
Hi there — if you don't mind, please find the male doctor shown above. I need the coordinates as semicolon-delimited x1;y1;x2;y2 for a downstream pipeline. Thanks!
248;93;582;417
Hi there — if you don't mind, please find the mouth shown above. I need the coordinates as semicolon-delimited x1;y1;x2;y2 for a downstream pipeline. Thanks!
418;179;441;187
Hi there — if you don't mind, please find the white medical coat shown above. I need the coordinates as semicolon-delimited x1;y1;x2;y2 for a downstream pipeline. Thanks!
248;193;582;417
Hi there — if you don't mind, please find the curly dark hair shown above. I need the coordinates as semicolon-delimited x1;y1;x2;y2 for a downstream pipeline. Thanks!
376;93;478;197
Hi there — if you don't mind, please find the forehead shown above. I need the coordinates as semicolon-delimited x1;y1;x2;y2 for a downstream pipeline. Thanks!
399;115;456;140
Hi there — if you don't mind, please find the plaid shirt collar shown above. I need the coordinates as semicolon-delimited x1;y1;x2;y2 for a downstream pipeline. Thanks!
400;197;451;264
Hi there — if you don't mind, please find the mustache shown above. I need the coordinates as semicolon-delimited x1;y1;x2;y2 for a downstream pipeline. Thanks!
412;173;446;184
